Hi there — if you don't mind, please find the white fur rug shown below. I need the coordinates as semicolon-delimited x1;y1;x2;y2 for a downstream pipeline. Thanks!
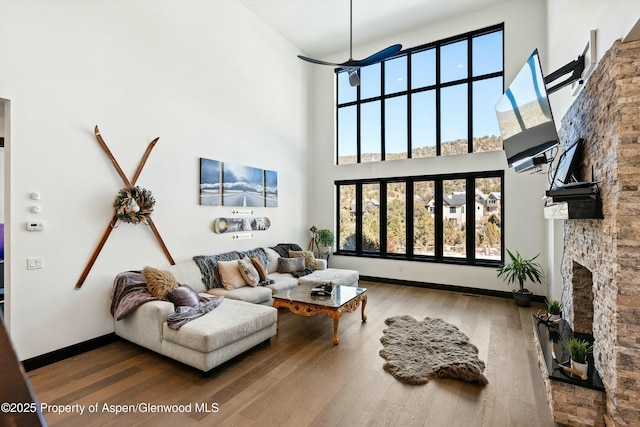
379;315;489;385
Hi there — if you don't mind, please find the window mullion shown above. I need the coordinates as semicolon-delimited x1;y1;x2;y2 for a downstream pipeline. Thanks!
467;35;473;154
355;183;363;253
434;178;444;260
435;44;442;157
380;179;388;257
406;180;414;259
466;177;475;262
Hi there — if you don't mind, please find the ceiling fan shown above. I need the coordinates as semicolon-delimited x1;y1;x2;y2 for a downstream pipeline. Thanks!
297;0;402;87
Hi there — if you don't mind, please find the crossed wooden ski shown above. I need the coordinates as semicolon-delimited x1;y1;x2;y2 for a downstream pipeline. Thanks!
75;126;175;289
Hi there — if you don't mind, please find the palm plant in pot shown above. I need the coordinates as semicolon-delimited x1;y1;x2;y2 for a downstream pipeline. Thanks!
496;249;544;307
315;229;335;254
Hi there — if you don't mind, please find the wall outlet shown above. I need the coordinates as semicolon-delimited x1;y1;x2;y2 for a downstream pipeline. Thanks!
27;257;43;270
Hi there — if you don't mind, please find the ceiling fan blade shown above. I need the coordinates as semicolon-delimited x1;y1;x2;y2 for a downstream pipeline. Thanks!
297;54;342;67
357;44;403;66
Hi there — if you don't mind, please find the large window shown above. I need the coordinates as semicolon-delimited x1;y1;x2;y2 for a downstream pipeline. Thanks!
337;25;503;165
336;172;503;266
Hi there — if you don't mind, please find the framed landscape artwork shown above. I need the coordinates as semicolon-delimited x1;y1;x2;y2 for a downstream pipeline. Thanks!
199;158;221;206
265;169;278;207
199;158;278;207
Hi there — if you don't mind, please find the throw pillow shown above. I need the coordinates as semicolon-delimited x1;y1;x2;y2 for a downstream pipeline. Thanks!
278;257;305;274
264;247;280;273
166;285;199;308
251;256;269;281
143;266;179;300
238;257;260;287
217;259;248;290
289;250;317;269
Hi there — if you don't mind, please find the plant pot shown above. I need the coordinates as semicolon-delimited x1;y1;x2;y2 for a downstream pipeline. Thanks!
549;313;562;322
319;246;332;254
571;359;588;377
512;290;533;307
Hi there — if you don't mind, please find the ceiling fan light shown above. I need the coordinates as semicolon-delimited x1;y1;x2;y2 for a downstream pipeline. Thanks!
348;69;360;86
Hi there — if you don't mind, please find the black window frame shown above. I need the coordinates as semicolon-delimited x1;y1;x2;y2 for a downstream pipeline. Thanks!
336;23;504;164
335;170;504;267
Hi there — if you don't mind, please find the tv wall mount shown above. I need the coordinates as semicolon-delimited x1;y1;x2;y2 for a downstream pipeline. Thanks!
544;53;586;95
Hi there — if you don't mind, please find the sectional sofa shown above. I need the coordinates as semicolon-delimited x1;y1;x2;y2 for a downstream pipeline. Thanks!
111;244;359;373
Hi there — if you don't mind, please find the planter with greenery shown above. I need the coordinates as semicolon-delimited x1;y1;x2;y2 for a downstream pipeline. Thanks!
315;229;335;254
564;337;592;377
496;249;544;307
546;299;563;321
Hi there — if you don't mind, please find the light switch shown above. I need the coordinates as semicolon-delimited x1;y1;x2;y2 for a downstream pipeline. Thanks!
27;257;43;270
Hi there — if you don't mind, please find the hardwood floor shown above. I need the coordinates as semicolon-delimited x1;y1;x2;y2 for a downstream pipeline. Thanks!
28;281;559;426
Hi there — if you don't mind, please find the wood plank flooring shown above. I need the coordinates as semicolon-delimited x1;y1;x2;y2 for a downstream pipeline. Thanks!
28;281;560;426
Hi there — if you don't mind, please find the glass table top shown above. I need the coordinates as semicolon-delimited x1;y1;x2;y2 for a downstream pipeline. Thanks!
272;283;366;308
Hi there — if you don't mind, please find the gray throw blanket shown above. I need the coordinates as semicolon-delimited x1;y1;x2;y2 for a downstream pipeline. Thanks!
111;270;223;330
166;295;224;330
110;271;157;321
193;247;269;289
193;251;243;289
270;243;303;258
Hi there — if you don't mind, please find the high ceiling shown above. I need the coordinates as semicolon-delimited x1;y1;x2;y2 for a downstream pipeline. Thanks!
239;0;509;58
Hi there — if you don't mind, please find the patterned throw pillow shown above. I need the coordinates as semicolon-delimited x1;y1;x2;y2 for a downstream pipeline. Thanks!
277;257;305;274
166;285;199;308
251;256;269;281
143;266;179;300
238;257;260;287
289;250;317;269
217;259;248;290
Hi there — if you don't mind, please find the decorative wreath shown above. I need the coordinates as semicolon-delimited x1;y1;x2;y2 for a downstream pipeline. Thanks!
113;186;155;224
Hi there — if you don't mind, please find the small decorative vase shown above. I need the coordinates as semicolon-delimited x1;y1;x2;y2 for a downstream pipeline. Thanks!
571;359;588;377
549;313;562;322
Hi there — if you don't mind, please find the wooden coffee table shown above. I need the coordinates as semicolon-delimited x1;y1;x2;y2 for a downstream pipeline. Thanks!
272;283;367;344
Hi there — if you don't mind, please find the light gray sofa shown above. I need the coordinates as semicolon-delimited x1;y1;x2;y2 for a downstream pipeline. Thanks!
112;245;359;374
204;246;359;305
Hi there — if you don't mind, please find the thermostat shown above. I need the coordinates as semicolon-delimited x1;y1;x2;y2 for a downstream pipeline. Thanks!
26;220;44;231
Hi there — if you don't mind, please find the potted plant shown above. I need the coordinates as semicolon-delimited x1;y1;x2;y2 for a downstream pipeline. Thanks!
496;249;544;307
564;337;592;378
315;229;335;254
546;299;563;322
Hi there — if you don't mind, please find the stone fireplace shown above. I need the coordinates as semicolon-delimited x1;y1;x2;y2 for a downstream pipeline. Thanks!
553;39;640;425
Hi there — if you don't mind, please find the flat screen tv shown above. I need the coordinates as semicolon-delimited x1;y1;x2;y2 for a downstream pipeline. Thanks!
495;49;559;172
550;138;583;188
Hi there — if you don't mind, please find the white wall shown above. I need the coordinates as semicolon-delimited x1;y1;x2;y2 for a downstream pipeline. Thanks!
308;0;551;295
0;0;310;359
544;1;640;300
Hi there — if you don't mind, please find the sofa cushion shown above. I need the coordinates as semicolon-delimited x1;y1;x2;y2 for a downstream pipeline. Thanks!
143;266;179;300
206;285;272;304
238;257;260;287
162;299;276;353
251;256;268;281
166;285;200;308
289;250;318;269
166;261;207;293
297;268;359;287
264;273;299;293
242;248;269;274
264;247;280;273
278;257;305;274
217;259;248;290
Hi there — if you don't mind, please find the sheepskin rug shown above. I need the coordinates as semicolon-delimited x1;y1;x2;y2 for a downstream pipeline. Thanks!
379;315;489;385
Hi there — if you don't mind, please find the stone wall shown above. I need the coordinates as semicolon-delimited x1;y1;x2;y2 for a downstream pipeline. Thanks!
558;39;640;426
